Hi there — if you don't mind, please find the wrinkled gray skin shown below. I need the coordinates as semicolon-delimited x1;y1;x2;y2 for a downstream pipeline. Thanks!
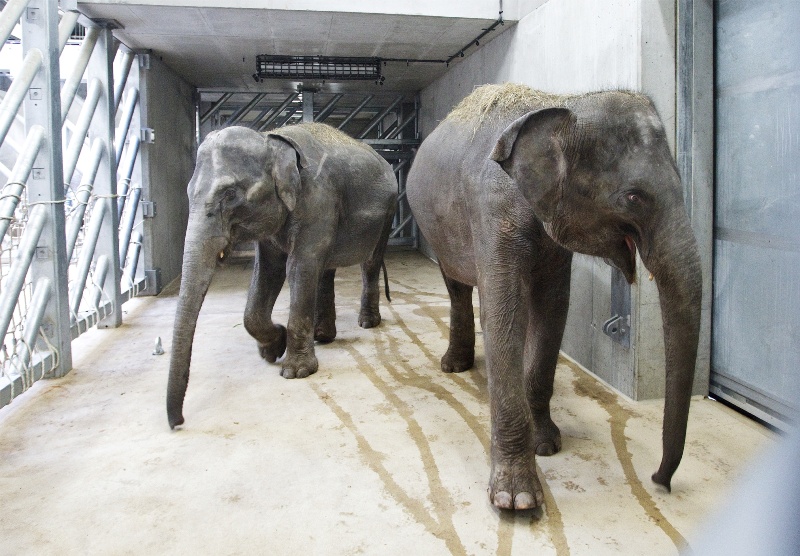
167;123;397;429
406;88;701;510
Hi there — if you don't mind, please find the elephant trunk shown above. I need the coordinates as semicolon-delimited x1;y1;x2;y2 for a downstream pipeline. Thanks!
166;211;228;429
641;209;702;491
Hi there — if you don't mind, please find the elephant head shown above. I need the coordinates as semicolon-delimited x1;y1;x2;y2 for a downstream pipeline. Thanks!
166;126;305;429
490;93;702;491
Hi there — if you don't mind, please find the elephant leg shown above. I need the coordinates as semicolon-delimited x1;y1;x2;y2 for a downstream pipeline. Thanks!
440;266;475;373
479;264;543;511
281;255;323;379
358;210;392;329
524;248;573;457
314;269;337;343
243;240;288;364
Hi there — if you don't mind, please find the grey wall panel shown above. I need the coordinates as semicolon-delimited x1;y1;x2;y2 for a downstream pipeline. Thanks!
139;55;196;292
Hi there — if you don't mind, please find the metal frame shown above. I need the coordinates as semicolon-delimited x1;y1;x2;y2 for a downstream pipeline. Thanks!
0;0;149;408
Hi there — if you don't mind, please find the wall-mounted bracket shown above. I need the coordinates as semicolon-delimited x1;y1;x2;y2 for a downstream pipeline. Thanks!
603;267;632;349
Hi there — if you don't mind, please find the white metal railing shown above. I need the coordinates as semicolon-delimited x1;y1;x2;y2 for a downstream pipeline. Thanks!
0;0;147;408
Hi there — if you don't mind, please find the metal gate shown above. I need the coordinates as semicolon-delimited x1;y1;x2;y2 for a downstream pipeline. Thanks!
713;0;800;427
197;90;419;247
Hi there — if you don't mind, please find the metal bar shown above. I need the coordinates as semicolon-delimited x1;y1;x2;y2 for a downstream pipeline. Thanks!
200;92;233;125
57;9;79;53
337;94;373;131
114;88;139;164
69;199;107;318
65;139;103;260
389;213;413;238
116;134;139;218
387;110;417;139
118;186;141;266
89;255;110;312
273;106;298;128
124;230;142;282
248;104;273;130
0;48;42;148
0;125;44;241
62;77;101;186
113;49;135;112
60;25;99;124
9;277;52;390
258;93;298;131
226;93;266;126
314;93;343;123
302;90;314;123
357;96;403;139
0;0;28;48
0;205;46;341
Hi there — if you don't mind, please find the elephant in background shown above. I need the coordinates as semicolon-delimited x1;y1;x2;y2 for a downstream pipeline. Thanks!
167;123;397;429
406;83;701;510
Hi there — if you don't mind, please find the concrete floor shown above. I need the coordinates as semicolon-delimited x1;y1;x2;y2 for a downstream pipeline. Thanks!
0;250;775;555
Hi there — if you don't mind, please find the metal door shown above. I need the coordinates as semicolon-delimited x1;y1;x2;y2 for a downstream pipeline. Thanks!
713;0;800;427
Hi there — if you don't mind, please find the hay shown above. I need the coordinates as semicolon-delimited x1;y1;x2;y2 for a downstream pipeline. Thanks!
294;122;363;147
447;83;652;129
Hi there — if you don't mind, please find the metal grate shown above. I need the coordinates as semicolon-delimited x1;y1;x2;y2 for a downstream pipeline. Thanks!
255;55;382;82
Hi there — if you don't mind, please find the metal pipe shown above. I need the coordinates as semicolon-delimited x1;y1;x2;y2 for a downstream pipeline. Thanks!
0;48;42;148
0;0;28;48
116;134;140;218
357;96;403;139
60;25;100;124
337;94;373;131
200;92;233;125
389;213;414;238
226;93;265;127
124;230;143;283
387;110;418;139
113;49;135;111
62;77;101;186
58;10;80;53
0;125;45;242
314;94;343;123
89;255;110;311
118;186;141;266
0;204;47;342
258;93;299;132
10;277;52;386
115;88;139;164
66;139;104;260
69;199;107;318
273;106;298;129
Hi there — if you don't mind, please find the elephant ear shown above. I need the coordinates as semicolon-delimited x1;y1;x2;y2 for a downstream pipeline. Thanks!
490;107;575;222
266;135;306;212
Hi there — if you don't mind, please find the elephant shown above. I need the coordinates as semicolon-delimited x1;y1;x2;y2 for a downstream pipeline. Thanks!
167;122;397;429
406;83;701;510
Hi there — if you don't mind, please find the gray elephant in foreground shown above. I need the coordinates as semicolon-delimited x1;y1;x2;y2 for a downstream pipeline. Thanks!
406;83;701;510
167;123;397;429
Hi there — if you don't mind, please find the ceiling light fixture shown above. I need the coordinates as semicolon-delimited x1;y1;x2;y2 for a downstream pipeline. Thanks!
255;55;385;84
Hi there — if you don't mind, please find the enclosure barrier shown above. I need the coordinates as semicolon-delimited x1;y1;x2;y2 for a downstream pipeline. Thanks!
0;0;148;409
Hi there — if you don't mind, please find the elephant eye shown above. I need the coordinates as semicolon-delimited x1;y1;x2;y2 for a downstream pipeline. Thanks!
627;192;641;203
624;189;648;205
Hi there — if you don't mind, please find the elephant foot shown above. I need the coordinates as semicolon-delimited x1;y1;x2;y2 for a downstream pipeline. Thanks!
314;320;337;343
441;348;474;373
358;308;381;329
532;413;562;456
257;324;287;363
280;353;319;379
489;458;544;511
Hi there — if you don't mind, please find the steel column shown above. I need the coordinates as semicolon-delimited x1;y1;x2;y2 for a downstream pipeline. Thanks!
22;0;72;377
87;24;121;328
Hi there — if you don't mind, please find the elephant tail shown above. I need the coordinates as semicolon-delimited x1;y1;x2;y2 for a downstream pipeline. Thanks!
382;260;391;303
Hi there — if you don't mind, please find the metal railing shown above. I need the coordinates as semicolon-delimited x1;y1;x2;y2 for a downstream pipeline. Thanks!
0;0;147;408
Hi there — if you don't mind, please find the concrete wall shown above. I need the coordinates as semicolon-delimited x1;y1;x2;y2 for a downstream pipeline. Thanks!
418;0;707;400
138;55;196;293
